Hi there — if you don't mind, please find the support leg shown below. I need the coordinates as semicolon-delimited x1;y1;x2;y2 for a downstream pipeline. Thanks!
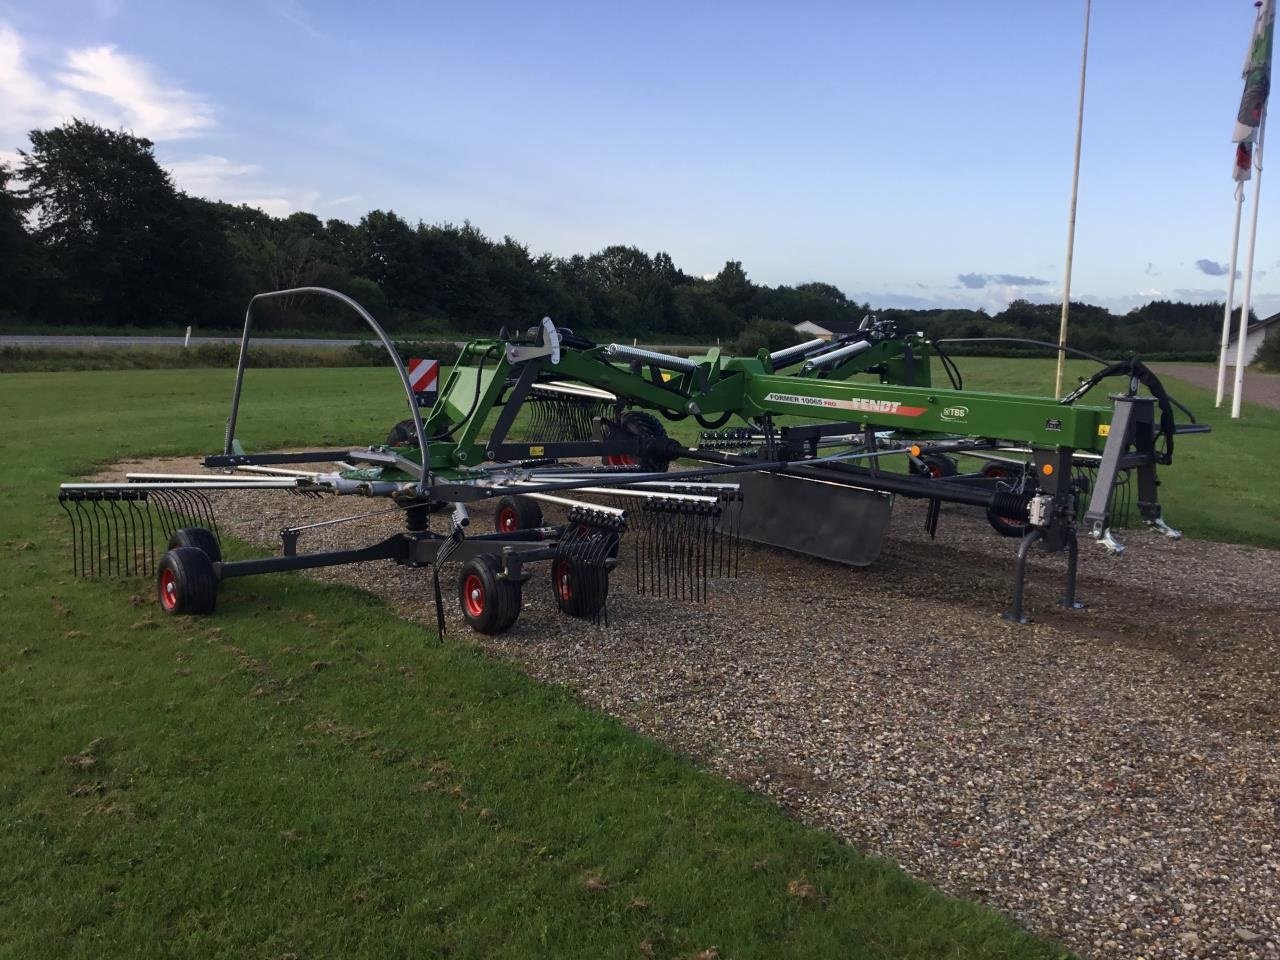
1058;528;1085;610
1002;528;1045;625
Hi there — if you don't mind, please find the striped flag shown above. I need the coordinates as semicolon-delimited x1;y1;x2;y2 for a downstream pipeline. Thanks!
1233;0;1276;180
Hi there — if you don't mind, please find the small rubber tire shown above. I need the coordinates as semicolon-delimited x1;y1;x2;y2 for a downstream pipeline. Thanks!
157;547;217;615
167;527;222;564
387;418;423;446
917;454;957;479
603;410;671;472
550;549;609;618
457;555;522;634
494;495;543;533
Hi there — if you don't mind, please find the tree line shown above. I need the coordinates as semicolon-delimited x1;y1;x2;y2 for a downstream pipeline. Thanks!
0;120;1244;359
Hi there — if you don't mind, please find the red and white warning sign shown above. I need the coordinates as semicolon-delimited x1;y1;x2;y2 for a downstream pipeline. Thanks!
407;358;439;394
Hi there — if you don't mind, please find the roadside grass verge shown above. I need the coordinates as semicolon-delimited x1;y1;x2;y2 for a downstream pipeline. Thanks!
0;342;459;373
1;368;1067;958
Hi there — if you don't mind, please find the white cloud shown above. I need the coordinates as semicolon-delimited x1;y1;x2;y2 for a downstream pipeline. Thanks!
243;193;321;217
166;153;319;215
167;154;261;193
0;24;91;141
0;23;321;215
0;21;212;145
57;44;213;140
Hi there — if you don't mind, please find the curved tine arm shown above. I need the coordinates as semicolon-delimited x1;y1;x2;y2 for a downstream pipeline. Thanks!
224;287;430;494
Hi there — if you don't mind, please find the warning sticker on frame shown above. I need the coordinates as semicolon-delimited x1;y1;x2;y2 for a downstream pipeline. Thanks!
762;392;928;417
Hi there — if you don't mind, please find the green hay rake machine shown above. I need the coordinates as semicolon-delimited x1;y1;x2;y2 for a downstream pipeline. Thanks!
58;287;1209;632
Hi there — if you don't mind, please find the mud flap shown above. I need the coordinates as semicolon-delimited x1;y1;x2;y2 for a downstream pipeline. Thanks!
727;471;893;566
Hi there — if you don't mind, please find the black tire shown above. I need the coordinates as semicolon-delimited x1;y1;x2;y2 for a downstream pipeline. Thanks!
457;555;522;634
386;418;421;446
494;495;543;533
602;410;671;472
167;527;222;564
916;454;957;479
157;547;217;615
550;549;609;618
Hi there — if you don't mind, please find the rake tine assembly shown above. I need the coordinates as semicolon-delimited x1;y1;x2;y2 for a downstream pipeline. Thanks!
524;385;613;443
58;484;227;579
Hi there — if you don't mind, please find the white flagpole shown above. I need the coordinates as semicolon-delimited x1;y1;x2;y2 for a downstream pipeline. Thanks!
1215;183;1246;406
1055;0;1092;398
1232;103;1267;418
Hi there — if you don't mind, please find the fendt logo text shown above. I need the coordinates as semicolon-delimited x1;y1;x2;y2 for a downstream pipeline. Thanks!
762;392;928;417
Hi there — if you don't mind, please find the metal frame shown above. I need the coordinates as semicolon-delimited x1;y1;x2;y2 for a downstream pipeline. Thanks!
223;287;432;494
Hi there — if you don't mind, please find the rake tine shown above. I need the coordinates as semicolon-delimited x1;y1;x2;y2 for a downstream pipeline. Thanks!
138;493;157;574
195;490;219;537
127;496;145;575
106;497;125;577
154;488;177;531
59;496;78;577
120;495;137;576
90;496;107;577
73;498;92;577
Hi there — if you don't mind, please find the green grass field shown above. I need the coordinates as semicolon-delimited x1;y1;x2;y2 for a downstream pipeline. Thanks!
1;358;1272;958
1;364;1077;959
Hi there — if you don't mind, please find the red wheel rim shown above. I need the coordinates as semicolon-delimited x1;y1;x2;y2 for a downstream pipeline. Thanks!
982;465;1010;479
497;506;519;532
926;462;942;478
159;568;178;611
554;560;573;601
603;454;638;467
463;573;486;617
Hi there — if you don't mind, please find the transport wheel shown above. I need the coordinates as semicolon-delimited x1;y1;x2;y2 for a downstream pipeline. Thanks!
494;495;543;533
457;555;522;634
603;410;670;472
982;463;1031;538
156;547;217;615
917;454;957;479
387;419;429;446
167;527;222;563
550;549;609;618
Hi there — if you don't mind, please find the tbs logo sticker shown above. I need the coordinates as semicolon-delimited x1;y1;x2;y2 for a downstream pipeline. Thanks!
941;405;969;421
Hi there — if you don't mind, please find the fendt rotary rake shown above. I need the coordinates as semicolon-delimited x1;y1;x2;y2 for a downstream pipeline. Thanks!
58;287;1210;632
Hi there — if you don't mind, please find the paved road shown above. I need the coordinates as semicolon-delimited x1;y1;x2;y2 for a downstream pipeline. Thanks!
0;334;369;348
1151;362;1280;411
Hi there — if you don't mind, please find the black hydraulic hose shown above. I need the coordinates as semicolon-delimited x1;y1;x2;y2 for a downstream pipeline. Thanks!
694;410;734;429
935;337;1111;366
930;340;964;391
409;343;499;447
1060;357;1185;463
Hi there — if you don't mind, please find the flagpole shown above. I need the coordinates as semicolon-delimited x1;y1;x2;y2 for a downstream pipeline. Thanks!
1232;102;1267;418
1055;0;1092;398
1215;183;1246;406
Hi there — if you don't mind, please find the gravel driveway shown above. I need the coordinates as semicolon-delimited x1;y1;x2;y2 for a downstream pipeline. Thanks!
105;456;1280;959
1152;364;1280;411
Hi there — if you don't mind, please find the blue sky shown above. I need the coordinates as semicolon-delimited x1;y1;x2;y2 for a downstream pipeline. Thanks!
0;0;1274;315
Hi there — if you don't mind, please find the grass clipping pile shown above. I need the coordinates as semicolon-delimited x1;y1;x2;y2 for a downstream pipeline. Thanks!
117;456;1279;960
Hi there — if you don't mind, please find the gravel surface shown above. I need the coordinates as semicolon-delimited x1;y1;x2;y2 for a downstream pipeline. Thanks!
104;456;1280;959
1151;364;1280;411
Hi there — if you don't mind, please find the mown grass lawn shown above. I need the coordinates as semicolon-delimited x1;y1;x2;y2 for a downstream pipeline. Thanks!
0;367;1074;959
